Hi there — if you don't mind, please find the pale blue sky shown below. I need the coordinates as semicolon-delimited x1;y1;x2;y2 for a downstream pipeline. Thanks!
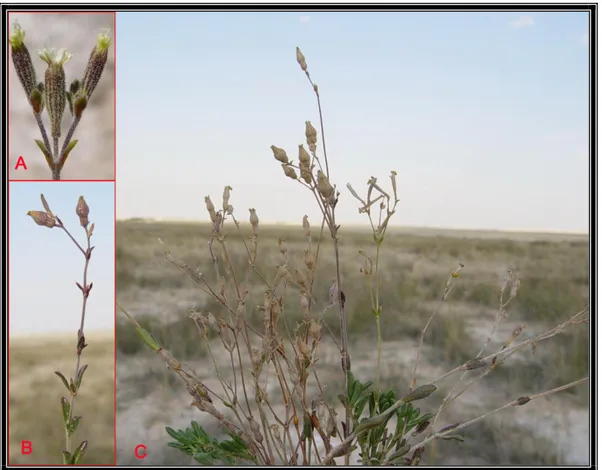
9;182;115;335
116;11;589;233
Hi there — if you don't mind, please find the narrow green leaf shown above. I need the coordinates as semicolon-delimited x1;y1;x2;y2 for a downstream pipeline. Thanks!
35;139;54;168
165;426;180;440
75;364;88;391
60;397;70;425
136;325;161;352
67;415;82;438
62;450;72;464
58;139;78;172
71;440;88;464
54;371;70;392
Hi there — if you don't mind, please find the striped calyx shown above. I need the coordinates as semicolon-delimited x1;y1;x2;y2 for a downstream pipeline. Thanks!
10;22;37;101
39;48;71;139
82;29;111;99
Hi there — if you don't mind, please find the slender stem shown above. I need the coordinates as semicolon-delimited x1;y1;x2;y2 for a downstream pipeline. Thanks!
374;240;382;391
404;377;589;458
34;112;51;157
65;225;92;454
59;116;80;159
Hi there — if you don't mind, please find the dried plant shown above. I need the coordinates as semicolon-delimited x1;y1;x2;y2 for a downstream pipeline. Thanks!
28;194;96;464
9;21;112;180
119;47;589;465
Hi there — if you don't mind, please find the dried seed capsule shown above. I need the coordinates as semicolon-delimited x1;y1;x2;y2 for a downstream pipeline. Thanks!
317;170;334;199
39;48;71;139
76;196;90;227
278;238;287;256
304;249;315;271
82;29;111;99
222;185;232;212
282;163;298;180
9;22;37;102
271;145;289;164
302;215;311;237
298;145;311;166
204;196;217;223
27;210;56;228
305;121;317;146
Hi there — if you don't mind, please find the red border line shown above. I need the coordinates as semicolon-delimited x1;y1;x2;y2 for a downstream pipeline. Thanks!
6;10;118;466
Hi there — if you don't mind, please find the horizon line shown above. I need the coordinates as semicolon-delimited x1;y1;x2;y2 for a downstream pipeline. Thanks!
115;217;589;237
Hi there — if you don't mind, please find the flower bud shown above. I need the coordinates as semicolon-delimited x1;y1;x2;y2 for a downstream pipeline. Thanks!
271;145;289;164
39;48;71;139
73;91;88;119
29;87;43;114
9;22;37;100
27;210;56;228
76;196;90;227
249;208;259;235
296;47;307;72
82;29;111;99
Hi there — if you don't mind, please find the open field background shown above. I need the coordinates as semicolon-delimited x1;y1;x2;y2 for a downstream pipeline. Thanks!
8;331;115;465
116;219;589;465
